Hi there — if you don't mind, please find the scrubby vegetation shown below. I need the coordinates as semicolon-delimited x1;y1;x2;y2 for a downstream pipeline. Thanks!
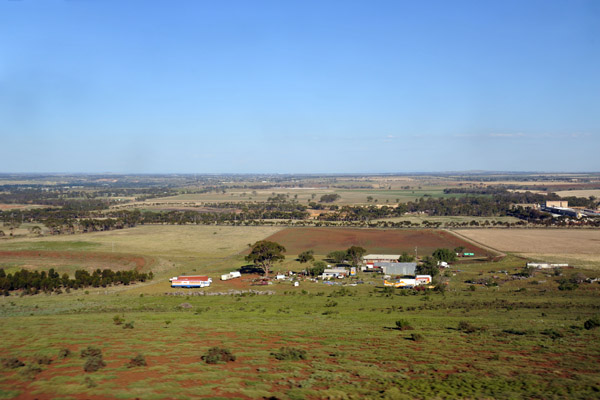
271;347;307;361
202;347;236;364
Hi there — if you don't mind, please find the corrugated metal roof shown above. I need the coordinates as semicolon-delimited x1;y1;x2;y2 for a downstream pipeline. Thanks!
363;254;401;260
375;262;417;275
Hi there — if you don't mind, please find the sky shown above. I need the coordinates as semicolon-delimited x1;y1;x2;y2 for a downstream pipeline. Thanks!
1;0;599;173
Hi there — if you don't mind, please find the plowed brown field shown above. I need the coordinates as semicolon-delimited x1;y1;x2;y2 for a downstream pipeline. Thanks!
262;227;491;256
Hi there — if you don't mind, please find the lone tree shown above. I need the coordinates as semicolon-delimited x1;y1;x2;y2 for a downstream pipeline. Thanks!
245;240;286;275
309;260;327;277
327;250;347;264
346;246;367;267
432;248;457;262
398;252;415;262
416;256;439;277
297;250;315;263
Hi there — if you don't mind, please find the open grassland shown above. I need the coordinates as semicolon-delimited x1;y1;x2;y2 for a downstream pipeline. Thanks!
0;223;50;237
0;250;147;276
453;229;600;270
262;227;492;257
0;226;282;282
0;226;282;260
1;255;599;399
1;227;599;399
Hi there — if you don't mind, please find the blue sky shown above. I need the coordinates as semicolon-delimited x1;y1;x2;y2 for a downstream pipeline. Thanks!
1;0;599;173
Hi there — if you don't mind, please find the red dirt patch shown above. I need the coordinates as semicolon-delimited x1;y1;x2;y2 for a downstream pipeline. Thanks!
260;227;491;256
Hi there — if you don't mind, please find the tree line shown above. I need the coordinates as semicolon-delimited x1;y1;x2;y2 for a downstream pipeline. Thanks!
0;268;153;296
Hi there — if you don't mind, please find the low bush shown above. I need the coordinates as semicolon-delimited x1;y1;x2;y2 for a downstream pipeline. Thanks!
35;355;53;365
202;347;236;364
457;321;479;333
584;316;600;330
113;315;124;325
541;329;563;340
395;319;413;331
2;358;25;369
83;355;106;372
80;346;102;358
503;329;528;335
409;333;424;342
58;348;71;359
83;376;97;388
271;347;307;361
19;364;42;379
123;321;134;329
128;353;147;368
325;300;338;307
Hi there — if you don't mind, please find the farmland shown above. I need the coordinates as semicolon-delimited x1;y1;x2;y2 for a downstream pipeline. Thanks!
454;229;600;270
1;173;600;399
261;227;492;257
0;224;599;399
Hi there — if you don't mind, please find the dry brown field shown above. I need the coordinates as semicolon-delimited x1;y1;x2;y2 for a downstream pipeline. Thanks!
554;189;600;198
453;228;600;269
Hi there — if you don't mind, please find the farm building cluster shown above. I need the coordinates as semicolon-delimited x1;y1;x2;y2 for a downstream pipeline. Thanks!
542;201;600;218
170;253;440;289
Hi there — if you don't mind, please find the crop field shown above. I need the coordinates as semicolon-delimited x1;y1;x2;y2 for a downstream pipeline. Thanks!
553;189;600;198
453;229;600;270
262;227;491;257
117;186;468;209
1;226;599;399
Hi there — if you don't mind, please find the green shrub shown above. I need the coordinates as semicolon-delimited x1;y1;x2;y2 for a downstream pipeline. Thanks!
202;347;236;364
128;354;147;368
83;376;97;388
35;355;53;365
80;346;102;358
2;357;25;369
58;348;72;359
503;329;528;335
113;315;124;325
83;355;106;372
409;333;424;342
457;321;479;333
395;319;413;331
557;278;578;291
19;364;42;379
123;321;134;329
541;329;563;340
271;347;307;361
584;317;600;330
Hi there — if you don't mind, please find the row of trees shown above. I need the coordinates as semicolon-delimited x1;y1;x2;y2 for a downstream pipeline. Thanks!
0;268;153;296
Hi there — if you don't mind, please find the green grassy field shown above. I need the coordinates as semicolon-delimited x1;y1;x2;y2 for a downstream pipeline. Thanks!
1;227;599;399
118;186;469;209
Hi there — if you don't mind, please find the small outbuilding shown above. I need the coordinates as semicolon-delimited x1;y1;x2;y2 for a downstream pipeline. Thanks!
322;268;348;279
